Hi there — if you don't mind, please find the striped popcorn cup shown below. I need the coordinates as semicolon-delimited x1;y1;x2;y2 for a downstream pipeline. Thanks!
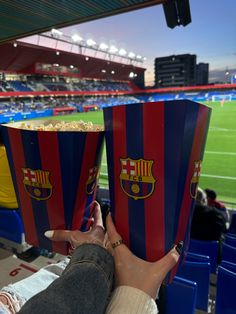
1;120;104;254
104;100;211;283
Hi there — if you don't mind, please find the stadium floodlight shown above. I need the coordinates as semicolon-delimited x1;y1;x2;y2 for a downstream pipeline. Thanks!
111;70;115;74
86;39;96;46
56;51;60;55
53;63;59;67
85;57;89;61
119;48;127;56
13;42;17;47
70;65;74;69
129;72;135;78
72;34;83;42
101;69;106;73
51;28;63;36
99;43;109;50
128;52;136;58
109;45;118;53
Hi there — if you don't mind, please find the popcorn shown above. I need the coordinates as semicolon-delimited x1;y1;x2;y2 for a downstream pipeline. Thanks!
19;120;103;132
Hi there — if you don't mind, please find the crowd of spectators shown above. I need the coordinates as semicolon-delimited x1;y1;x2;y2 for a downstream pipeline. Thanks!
0;78;132;93
0;95;140;115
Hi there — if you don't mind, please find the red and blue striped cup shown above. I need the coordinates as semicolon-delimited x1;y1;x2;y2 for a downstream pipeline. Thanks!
104;100;211;283
1;121;104;254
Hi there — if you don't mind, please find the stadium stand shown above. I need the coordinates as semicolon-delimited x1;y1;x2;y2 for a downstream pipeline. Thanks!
9;81;33;92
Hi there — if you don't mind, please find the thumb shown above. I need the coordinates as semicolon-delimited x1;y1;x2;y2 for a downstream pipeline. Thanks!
106;213;122;243
44;230;72;242
152;243;182;280
92;201;104;229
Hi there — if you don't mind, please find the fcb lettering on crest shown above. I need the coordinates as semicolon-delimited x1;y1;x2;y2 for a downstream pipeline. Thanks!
22;168;52;201
120;158;156;200
86;166;99;194
190;160;202;198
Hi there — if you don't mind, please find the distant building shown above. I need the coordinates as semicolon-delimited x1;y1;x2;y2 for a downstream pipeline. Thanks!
196;63;209;85
155;54;197;87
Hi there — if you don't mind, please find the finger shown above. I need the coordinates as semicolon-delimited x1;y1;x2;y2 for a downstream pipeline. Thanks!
106;213;121;243
44;230;72;242
92;201;104;229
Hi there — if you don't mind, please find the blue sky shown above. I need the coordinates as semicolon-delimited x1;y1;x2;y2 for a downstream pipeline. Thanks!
61;0;236;85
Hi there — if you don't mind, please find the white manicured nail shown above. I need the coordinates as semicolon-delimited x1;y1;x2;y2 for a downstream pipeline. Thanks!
44;230;54;239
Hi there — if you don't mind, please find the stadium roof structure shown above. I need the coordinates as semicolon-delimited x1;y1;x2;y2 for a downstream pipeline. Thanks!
0;0;167;44
0;41;145;81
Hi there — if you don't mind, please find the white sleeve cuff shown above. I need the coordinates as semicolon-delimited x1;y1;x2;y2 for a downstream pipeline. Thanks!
106;286;158;314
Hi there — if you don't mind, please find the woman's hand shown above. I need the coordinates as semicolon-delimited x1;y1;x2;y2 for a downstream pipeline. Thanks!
44;201;105;249
106;213;182;299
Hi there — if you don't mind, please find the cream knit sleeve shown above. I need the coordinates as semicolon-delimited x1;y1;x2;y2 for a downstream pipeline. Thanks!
106;286;158;314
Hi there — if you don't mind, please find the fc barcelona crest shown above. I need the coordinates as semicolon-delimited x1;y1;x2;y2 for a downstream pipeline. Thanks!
120;158;156;200
86;166;99;194
22;168;52;201
190;160;202;198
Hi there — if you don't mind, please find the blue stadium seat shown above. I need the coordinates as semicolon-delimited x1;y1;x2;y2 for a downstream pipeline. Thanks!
0;209;24;243
229;213;236;234
189;239;219;273
222;242;236;264
161;276;197;314
224;234;236;247
186;252;210;263
221;260;236;273
215;266;236;314
177;260;210;311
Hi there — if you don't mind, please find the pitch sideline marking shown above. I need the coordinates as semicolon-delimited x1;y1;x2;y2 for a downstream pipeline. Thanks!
205;151;236;156
100;172;236;181
200;174;236;180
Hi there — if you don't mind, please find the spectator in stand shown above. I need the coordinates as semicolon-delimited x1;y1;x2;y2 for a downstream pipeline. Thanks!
205;188;230;223
0;132;18;209
191;188;227;241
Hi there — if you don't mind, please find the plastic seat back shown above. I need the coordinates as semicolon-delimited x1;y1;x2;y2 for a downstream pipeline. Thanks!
224;234;236;248
222;242;236;264
160;276;197;314
215;266;236;314
189;239;219;273
186;252;210;263
221;260;236;273
177;260;210;311
0;209;24;243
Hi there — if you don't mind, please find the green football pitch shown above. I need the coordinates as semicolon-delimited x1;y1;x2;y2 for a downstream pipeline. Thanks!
41;101;236;205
